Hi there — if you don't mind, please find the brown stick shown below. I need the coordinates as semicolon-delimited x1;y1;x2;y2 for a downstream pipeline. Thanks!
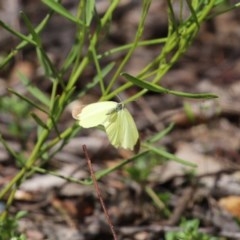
82;145;118;240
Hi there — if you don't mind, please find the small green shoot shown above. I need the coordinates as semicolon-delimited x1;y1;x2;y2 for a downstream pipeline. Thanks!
0;211;27;240
165;219;219;240
184;102;196;123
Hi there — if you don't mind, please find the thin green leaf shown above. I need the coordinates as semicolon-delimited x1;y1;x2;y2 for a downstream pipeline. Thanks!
0;20;36;46
145;186;171;217
32;166;87;185
36;48;57;77
61;43;82;73
20;12;56;77
90;44;105;93
95;62;115;81
8;88;49;114
167;0;180;36
0;134;21;161
20;13;57;77
19;73;50;106
79;62;115;97
42;0;82;25
208;2;240;19
186;0;200;29
82;150;150;184
85;0;95;26
147;123;175;144
48;96;61;138
145;144;197;168
122;73;218;99
20;11;41;46
30;112;49;130
0;13;51;68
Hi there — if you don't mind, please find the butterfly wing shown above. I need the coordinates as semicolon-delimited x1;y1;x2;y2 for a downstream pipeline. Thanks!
119;108;139;150
104;111;122;148
105;107;139;150
76;101;117;128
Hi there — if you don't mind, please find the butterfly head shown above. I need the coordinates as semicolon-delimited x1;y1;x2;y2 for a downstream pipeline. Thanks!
115;102;125;112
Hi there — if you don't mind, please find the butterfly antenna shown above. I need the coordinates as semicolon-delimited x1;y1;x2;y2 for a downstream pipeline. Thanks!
116;95;122;103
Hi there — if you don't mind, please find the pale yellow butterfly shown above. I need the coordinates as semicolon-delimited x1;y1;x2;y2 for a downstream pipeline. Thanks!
73;101;139;151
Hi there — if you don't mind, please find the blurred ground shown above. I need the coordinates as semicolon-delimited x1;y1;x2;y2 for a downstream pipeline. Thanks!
1;1;240;239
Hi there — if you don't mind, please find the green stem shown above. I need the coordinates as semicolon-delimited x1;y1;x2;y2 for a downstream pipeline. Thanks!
0;1;121;221
104;0;152;95
104;0;216;101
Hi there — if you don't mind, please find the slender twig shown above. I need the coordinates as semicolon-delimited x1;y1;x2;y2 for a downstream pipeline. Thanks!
82;145;118;240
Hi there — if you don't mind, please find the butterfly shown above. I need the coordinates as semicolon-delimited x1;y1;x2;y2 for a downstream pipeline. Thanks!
73;101;139;151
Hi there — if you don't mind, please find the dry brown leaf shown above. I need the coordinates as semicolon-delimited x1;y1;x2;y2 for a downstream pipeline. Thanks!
219;195;240;218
